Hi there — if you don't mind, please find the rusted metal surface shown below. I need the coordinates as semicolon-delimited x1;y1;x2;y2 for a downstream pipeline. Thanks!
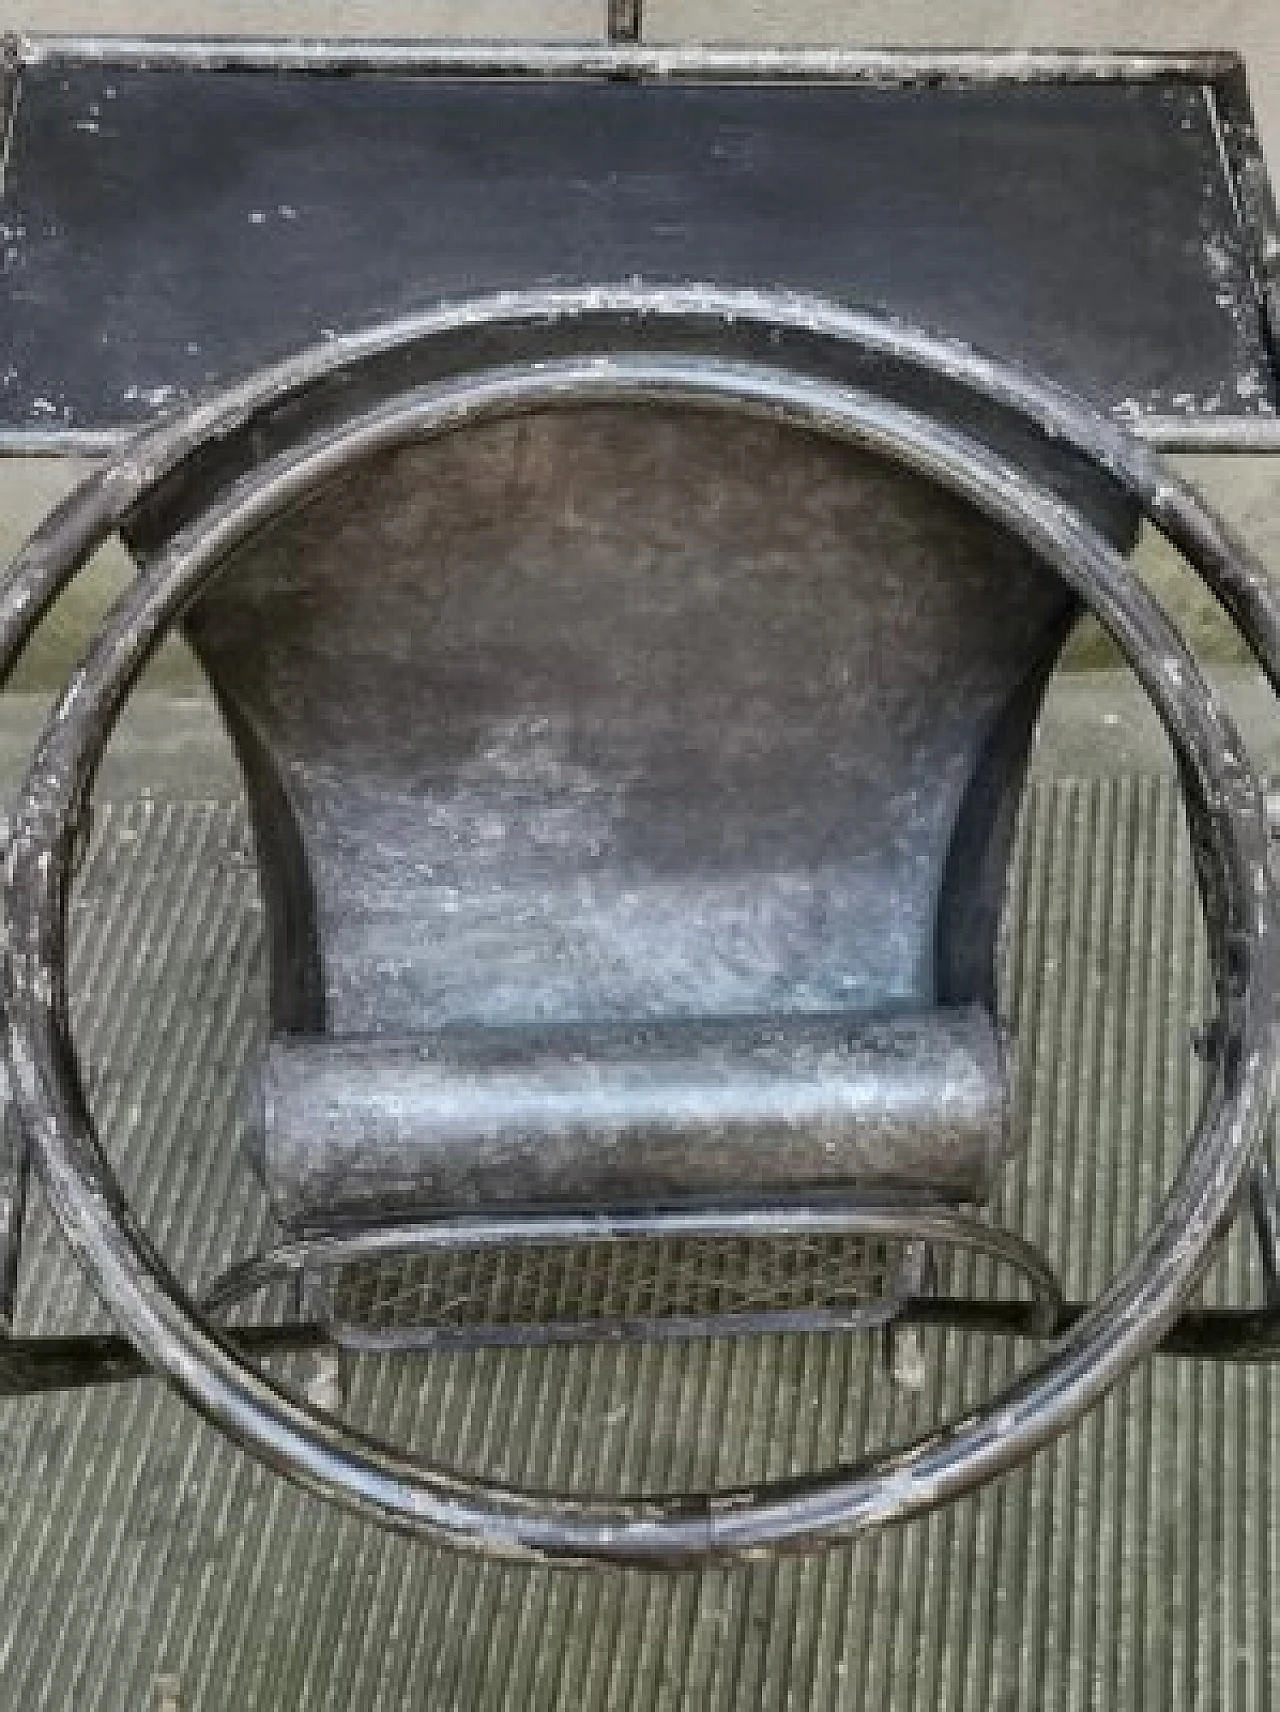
0;295;1275;1564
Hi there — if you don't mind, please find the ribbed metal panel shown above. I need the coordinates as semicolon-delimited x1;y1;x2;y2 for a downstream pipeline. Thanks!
0;729;1276;1708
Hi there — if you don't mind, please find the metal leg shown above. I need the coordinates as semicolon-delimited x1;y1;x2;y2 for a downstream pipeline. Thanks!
295;1270;349;1414
885;1241;935;1391
0;1095;30;1333
607;0;642;44
1248;1152;1280;1307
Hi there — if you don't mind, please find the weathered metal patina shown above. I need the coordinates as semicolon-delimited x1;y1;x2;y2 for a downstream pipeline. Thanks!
0;41;1277;1571
0;289;1276;1566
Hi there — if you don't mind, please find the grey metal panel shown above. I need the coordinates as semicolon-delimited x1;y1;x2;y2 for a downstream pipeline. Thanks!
183;409;1076;1051
0;60;1275;440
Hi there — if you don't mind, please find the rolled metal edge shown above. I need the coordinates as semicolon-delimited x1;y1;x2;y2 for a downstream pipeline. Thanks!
259;1006;1013;1228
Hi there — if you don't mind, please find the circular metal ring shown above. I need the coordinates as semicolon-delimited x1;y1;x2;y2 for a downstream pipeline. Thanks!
2;318;1277;1566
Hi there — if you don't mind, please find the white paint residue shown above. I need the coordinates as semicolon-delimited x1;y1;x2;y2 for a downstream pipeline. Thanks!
1203;236;1233;279
122;383;181;407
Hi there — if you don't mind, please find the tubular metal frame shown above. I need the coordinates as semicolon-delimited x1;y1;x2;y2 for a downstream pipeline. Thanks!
0;289;1277;1566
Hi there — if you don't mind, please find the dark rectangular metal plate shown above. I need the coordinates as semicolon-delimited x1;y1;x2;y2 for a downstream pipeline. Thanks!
1;52;1277;444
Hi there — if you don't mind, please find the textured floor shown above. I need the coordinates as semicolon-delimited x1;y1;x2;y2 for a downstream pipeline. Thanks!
0;674;1278;1709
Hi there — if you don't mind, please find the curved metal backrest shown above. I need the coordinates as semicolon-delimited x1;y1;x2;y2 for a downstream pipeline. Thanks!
175;404;1078;1045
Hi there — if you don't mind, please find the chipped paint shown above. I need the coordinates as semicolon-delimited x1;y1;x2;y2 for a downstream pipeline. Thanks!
8;37;1247;87
0;287;1274;1564
0;51;1277;451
